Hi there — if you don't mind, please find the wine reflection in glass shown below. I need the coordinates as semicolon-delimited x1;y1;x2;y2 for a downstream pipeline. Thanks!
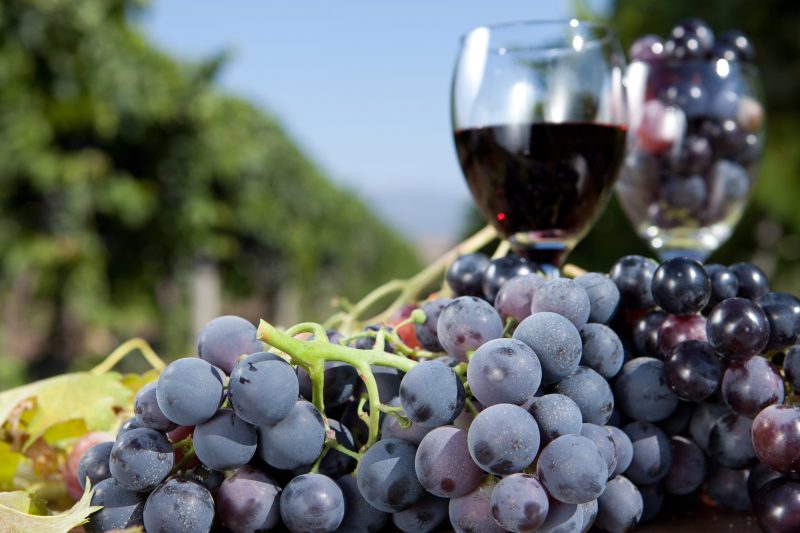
451;20;628;273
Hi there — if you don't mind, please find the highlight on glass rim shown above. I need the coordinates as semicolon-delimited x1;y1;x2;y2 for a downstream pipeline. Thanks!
0;1;798;532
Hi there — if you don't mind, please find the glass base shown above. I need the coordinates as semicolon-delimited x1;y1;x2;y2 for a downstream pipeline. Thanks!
640;222;734;263
508;232;576;270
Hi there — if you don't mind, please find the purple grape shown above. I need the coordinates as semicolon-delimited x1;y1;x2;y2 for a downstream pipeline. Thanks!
595;476;643;533
730;262;769;299
758;291;800;350
414;426;483;498
528;393;583;445
392;491;448;533
715;30;756;62
109;428;173;492
530;278;591;330
85;478;145;533
193;409;257;471
143;478;214;533
623;422;672;485
536;498;584;533
280;474;345;532
482;255;535;303
663;175;707;211
381;397;432;446
708;413;756;468
77;442;113;491
608;426;634;478
657;314;707;357
651;258;711;316
494;273;546;323
437;296;503;361
666;18;715;59
785;345;800;391
581;423;618;478
490;474;549;532
664;436;706;495
414;298;450;352
575;272;621;325
580;323;624;379
447;253;491;298
688;402;731;452
706;297;770;360
754;478;800;533
357;439;424;513
670;135;713;175
554;366;615;425
257;400;325;470
752;404;800;474
133;382;176;433
537;434;607;504
663;340;723;402
448;481;505;533
632;311;668;357
335;474;388;532
707;465;750;511
230;355;299;425
638;483;664;523
629;34;665;62
704;263;739;308
196;315;263;374
512;312;582;385
467;404;540;475
466;338;542;407
658;401;694;436
721;355;784;417
610;255;658;309
216;466;281;533
615;358;678;423
748;462;785;502
399;360;465;428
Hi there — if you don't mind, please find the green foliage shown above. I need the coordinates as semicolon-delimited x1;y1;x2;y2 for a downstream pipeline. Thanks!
0;0;420;385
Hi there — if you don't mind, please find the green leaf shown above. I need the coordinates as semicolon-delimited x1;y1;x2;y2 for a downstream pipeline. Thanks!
0;372;131;450
0;485;99;533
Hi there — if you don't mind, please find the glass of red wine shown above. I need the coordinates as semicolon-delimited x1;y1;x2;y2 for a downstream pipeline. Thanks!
451;20;628;269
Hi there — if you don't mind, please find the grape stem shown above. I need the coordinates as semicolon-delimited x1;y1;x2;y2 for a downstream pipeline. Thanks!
325;225;498;334
259;320;417;449
90;338;165;374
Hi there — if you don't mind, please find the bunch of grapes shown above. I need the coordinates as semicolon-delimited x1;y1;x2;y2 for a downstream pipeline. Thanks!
72;246;800;533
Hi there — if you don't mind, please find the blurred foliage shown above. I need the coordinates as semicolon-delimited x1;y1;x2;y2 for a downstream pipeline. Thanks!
0;0;420;387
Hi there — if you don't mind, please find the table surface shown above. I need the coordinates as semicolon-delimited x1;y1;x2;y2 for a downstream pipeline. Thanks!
639;510;760;532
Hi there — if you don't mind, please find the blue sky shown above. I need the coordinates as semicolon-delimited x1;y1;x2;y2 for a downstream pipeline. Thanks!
141;1;604;242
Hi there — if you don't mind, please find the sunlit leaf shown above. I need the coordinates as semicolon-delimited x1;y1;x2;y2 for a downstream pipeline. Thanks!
0;443;25;490
0;484;99;533
0;372;131;451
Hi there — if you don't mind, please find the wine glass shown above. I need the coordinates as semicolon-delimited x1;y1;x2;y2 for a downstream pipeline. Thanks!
617;47;765;261
451;20;628;269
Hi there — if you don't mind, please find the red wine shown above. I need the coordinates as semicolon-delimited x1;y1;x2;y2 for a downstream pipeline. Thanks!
455;122;627;263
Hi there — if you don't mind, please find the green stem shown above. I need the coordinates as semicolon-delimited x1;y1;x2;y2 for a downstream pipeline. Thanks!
309;361;326;417
358;362;383;448
90;338;165;374
171;437;193;450
329;225;498;334
502;318;518;337
172;449;196;474
465;398;479;417
329;440;364;462
259;321;416;373
309;444;331;474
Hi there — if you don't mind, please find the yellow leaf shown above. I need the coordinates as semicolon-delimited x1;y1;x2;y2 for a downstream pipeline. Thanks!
0;484;99;533
0;443;25;490
119;369;160;394
42;419;88;448
0;372;131;451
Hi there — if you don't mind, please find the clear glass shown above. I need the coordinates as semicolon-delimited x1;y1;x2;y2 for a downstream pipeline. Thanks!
451;20;628;267
617;58;765;261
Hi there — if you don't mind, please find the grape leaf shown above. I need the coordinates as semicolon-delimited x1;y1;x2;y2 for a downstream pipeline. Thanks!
0;443;25;490
0;485;99;533
0;372;132;450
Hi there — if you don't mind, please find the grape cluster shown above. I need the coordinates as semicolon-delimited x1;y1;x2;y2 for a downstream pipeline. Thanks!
75;250;800;533
619;18;763;237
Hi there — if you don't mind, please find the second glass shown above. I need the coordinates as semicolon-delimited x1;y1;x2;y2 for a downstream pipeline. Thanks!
451;20;628;267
